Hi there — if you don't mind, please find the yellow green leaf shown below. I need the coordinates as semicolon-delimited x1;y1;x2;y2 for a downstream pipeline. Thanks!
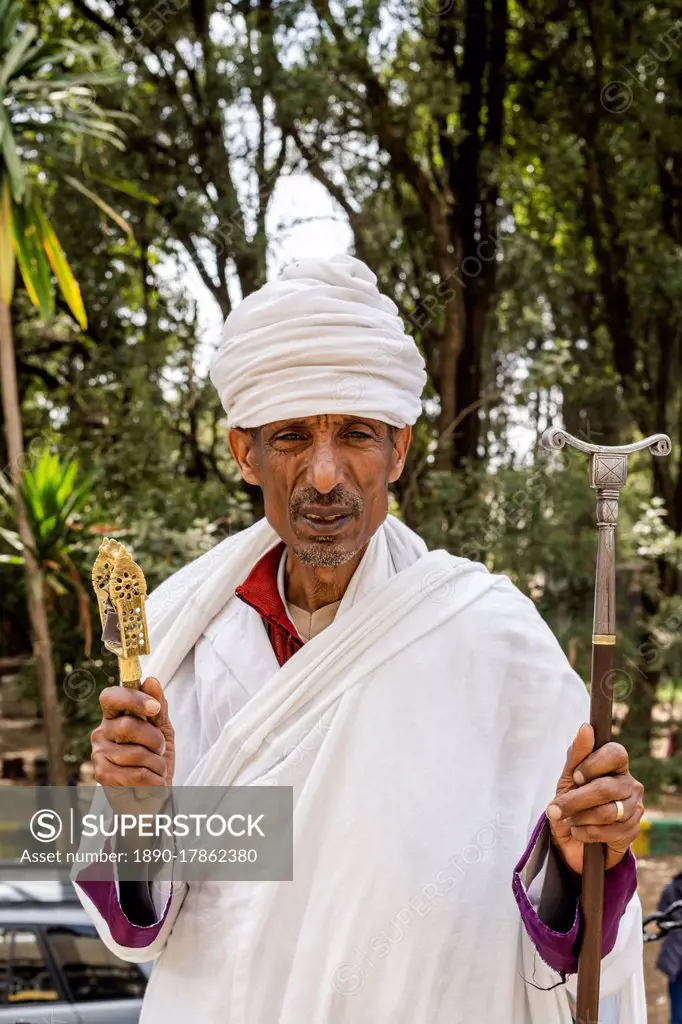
0;178;16;304
11;200;49;314
88;172;159;205
33;202;87;329
63;174;132;237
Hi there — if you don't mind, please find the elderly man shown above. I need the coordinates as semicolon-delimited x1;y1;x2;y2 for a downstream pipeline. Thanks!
76;255;645;1023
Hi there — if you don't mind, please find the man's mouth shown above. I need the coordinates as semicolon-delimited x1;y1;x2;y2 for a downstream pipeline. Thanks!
304;513;346;522
298;508;354;533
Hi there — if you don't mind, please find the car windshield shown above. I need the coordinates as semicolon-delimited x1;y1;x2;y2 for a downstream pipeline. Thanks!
45;925;147;1002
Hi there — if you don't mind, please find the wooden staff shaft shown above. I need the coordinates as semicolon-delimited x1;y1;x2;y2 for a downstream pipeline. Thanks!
540;427;671;1024
577;483;618;1019
577;487;617;1022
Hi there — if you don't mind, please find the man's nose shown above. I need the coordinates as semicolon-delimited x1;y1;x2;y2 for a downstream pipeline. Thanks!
306;439;345;494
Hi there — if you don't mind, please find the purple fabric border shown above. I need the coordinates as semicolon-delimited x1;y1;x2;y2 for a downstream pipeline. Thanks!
512;813;638;975
74;843;171;950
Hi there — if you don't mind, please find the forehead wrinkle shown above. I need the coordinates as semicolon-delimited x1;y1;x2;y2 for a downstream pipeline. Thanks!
263;414;387;433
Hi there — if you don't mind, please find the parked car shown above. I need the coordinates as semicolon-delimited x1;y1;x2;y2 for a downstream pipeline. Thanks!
0;881;150;1023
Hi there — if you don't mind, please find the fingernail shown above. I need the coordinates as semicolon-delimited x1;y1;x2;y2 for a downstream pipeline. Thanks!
546;803;562;821
145;699;161;715
573;770;585;785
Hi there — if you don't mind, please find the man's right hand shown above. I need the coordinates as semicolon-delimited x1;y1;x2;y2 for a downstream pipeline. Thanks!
91;677;175;787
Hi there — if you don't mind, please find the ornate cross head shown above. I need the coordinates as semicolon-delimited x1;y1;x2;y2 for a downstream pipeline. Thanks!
91;538;150;681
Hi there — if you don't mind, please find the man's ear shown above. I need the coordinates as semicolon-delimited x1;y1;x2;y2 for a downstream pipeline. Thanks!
388;425;412;483
227;428;261;486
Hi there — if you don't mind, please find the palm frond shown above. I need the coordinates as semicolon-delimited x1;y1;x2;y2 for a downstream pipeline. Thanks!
0;4;134;318
0;177;15;303
0;0;20;53
64;174;132;237
33;196;88;327
86;172;159;205
0;524;22;550
18;449;91;561
11;196;53;316
0;21;37;88
0;104;24;199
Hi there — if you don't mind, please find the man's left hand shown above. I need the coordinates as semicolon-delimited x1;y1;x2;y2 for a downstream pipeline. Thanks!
545;722;644;874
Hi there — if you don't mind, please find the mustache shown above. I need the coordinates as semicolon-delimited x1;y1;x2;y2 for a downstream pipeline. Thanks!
289;485;363;517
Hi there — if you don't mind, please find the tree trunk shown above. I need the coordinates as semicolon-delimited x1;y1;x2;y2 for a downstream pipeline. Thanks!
0;298;67;786
433;233;465;469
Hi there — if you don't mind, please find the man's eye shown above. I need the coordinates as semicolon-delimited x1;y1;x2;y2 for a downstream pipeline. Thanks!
275;432;306;442
347;431;372;440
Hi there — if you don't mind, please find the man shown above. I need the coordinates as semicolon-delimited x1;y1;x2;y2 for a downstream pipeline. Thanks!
76;254;645;1023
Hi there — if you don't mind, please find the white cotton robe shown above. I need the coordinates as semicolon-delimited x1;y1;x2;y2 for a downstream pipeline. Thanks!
76;516;646;1024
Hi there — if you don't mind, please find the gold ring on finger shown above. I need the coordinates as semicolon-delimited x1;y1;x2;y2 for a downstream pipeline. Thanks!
614;799;625;822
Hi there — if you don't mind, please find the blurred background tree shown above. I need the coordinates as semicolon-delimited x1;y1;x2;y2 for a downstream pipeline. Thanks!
0;0;131;783
1;0;682;792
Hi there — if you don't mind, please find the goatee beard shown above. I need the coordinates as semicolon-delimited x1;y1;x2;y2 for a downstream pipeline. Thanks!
291;542;362;568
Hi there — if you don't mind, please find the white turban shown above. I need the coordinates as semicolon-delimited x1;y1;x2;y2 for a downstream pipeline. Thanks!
209;254;426;428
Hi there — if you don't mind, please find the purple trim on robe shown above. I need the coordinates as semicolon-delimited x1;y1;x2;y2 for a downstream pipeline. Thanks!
74;845;171;950
512;813;638;976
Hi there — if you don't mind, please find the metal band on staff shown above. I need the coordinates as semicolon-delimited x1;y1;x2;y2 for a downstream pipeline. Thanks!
541;427;671;1023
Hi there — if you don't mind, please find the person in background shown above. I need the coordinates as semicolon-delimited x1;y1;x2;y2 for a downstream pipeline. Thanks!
657;870;682;1023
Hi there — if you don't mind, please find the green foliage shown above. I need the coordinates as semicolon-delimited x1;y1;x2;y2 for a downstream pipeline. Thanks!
17;450;90;561
0;449;95;656
0;0;134;318
2;0;682;792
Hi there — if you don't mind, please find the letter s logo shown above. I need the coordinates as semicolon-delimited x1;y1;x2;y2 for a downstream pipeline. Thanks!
29;809;63;843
